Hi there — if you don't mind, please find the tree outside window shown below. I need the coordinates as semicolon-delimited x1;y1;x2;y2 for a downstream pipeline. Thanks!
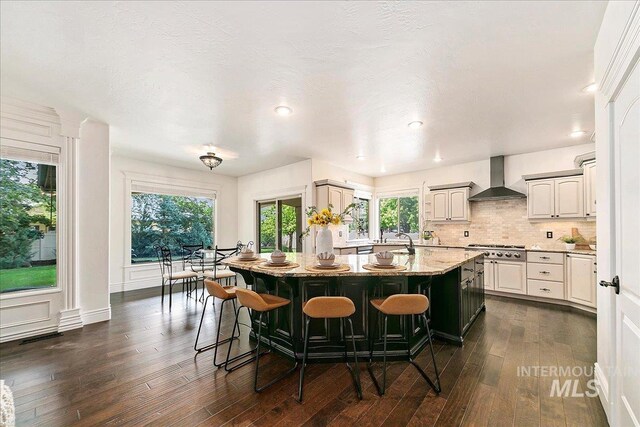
378;195;419;241
130;193;215;263
0;159;57;293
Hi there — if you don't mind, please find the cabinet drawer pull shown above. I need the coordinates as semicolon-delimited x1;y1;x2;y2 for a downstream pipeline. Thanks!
540;256;550;260
540;271;550;274
540;288;551;292
463;268;474;272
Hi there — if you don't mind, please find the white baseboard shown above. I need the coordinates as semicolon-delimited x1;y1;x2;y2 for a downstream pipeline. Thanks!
0;325;59;344
58;308;83;332
485;290;597;314
110;278;158;293
594;362;611;421
81;306;111;325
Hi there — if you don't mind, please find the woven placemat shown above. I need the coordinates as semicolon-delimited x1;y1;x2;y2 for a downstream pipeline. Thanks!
229;256;263;263
254;261;300;270
362;264;407;272
304;264;351;273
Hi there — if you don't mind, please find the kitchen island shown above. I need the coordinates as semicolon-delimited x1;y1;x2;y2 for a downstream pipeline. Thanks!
224;248;485;362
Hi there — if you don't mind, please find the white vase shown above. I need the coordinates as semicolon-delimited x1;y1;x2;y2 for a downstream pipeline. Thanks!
316;226;333;254
565;243;576;250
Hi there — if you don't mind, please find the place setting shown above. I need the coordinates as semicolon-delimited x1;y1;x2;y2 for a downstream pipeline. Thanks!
230;241;262;262
304;252;351;273
257;250;300;269
362;251;407;272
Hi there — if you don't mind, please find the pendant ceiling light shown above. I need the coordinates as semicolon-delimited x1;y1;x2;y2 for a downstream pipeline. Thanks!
199;151;223;170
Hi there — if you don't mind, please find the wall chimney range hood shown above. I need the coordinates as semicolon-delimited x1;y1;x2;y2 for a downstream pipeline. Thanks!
468;156;526;201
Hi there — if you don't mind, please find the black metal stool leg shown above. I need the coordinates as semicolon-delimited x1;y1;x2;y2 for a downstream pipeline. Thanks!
297;317;311;402
407;314;441;393
345;317;363;399
224;306;265;372
254;310;298;392
381;314;389;395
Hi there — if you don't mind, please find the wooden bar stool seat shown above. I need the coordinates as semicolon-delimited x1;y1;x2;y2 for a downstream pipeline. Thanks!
193;280;240;367
298;297;362;402
368;294;441;396
225;288;298;392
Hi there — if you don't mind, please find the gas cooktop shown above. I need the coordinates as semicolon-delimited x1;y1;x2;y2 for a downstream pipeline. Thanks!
467;244;526;249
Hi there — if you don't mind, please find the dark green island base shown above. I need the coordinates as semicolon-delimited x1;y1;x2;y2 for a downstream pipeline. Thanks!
226;249;485;363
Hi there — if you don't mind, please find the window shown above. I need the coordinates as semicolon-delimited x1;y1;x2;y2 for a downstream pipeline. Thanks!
130;192;215;263
378;195;419;240
257;197;302;253
349;197;370;239
0;159;57;293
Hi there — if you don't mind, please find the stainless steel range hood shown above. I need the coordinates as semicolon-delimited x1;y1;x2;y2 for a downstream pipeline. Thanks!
468;156;526;201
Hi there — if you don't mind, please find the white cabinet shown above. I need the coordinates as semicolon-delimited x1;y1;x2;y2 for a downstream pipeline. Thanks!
316;182;354;218
555;176;584;218
494;260;527;295
583;161;596;217
526;175;584;219
526;252;565;301
485;260;526;294
567;254;596;308
428;186;470;222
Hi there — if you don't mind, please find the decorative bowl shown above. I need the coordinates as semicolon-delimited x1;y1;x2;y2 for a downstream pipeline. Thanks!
375;251;395;266
240;249;255;259
589;244;596;251
317;252;336;266
270;250;286;264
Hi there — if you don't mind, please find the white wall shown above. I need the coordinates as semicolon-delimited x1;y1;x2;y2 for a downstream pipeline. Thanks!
78;119;111;323
375;143;595;195
237;159;314;253
311;159;374;189
109;155;238;293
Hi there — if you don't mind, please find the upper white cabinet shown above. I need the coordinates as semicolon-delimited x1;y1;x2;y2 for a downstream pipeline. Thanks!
566;253;596;308
427;182;472;222
315;180;354;218
524;171;584;219
583;160;596;217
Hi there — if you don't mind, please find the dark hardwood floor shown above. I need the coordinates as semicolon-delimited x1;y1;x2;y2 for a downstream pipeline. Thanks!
0;287;608;426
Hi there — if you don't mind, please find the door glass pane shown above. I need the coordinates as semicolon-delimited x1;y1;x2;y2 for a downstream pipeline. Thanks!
258;202;277;253
0;159;57;293
379;198;398;241
399;196;419;239
280;198;302;253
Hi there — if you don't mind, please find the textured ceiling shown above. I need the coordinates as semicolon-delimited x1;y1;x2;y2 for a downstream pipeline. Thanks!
0;1;606;177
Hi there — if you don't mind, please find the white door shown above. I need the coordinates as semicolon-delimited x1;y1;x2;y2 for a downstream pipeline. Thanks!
607;58;640;427
567;254;596;308
584;161;597;217
431;190;449;221
555;176;585;218
495;260;526;294
448;188;468;221
527;179;555;219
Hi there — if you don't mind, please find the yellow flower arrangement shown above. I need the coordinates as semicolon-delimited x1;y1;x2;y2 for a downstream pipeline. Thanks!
302;203;356;237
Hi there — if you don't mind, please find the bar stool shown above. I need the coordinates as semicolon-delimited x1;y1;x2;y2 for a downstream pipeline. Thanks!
368;294;441;395
298;297;362;402
224;288;298;392
193;279;240;366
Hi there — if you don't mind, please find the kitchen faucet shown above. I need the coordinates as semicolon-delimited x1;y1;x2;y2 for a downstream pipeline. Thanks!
395;232;415;255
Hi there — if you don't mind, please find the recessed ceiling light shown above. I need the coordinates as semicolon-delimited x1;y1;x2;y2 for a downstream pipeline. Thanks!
570;130;588;138
433;156;443;162
408;121;423;129
356;155;365;160
274;105;292;116
582;83;598;93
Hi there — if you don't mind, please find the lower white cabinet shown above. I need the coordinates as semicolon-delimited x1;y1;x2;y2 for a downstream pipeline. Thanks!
485;260;526;294
567;254;597;308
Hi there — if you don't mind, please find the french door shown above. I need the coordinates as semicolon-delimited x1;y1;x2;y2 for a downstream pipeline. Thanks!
257;197;303;253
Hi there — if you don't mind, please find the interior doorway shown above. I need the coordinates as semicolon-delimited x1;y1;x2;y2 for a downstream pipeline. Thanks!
257;197;303;253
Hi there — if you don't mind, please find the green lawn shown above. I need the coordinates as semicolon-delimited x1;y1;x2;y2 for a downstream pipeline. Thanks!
0;265;56;293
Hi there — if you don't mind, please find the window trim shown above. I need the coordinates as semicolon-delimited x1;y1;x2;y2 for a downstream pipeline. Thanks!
123;171;220;268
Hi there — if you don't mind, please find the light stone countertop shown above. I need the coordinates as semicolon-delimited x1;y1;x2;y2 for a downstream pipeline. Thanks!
223;248;484;278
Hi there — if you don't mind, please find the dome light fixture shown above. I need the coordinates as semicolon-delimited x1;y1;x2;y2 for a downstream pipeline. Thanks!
408;121;423;129
570;130;588;138
200;151;223;170
274;105;293;116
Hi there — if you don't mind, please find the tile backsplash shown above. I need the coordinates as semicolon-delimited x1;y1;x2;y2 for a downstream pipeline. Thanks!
428;199;596;249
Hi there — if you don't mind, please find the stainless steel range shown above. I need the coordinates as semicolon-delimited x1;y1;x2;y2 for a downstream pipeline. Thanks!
467;244;527;262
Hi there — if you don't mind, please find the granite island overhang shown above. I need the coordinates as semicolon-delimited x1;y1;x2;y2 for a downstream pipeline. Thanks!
223;248;485;362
